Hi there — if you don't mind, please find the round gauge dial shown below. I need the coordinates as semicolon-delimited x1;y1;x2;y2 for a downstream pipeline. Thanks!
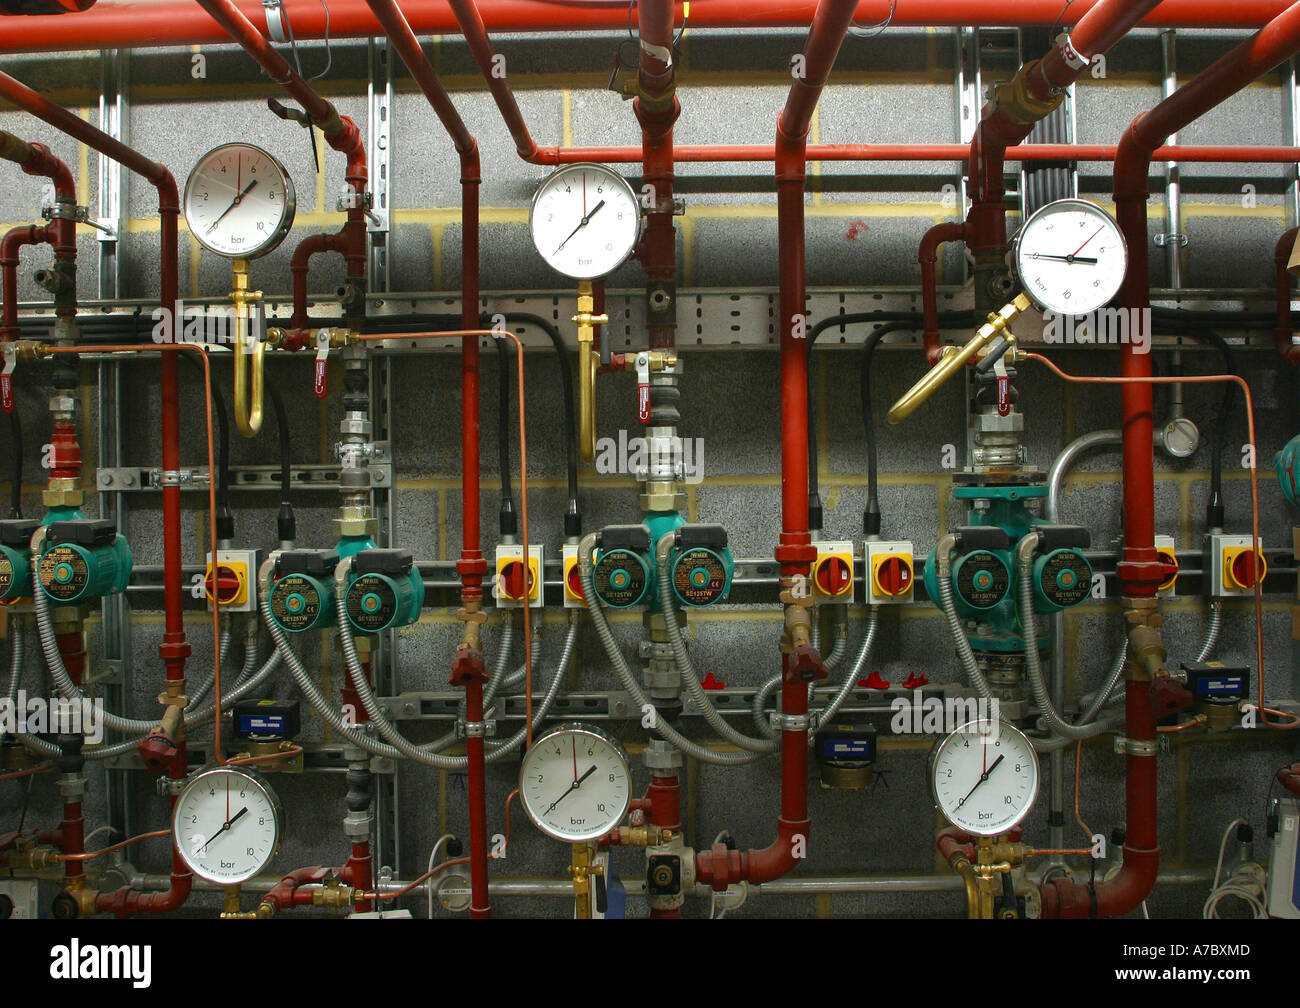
520;723;632;843
1012;198;1127;316
529;164;641;279
930;719;1039;836
184;143;296;258
173;766;283;884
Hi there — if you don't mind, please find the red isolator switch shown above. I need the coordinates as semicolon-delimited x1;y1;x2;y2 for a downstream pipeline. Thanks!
814;555;852;597
1227;548;1266;590
500;561;531;600
874;555;912;597
204;564;243;605
565;562;585;600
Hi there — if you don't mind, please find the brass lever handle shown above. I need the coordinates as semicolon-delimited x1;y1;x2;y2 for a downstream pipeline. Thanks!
887;293;1032;425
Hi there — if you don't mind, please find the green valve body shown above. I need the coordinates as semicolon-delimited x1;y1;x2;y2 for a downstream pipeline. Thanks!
38;518;132;605
344;549;424;634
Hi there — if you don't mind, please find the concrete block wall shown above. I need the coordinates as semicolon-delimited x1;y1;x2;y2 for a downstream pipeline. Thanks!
1;27;1298;918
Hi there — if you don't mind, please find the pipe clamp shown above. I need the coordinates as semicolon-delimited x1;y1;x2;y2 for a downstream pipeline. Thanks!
774;712;809;732
1113;736;1157;757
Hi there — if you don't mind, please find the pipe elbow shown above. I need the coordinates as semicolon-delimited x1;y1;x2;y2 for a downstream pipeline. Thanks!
1040;845;1159;918
1113;126;1156;203
695;818;808;889
22;142;75;201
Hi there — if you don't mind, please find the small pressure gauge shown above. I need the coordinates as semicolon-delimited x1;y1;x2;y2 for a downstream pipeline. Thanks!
930;719;1039;836
184;143;296;259
1011;198;1127;317
520;723;632;843
529;164;641;279
173;765;283;884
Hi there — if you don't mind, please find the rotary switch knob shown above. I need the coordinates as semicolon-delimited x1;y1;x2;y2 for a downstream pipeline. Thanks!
874;555;912;597
814;556;852;596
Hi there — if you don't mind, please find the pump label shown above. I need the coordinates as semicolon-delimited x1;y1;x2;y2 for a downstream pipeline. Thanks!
39;546;89;602
672;548;728;607
346;574;397;633
954;551;1009;609
593;551;647;608
0;555;12;597
270;574;322;632
1038;550;1091;608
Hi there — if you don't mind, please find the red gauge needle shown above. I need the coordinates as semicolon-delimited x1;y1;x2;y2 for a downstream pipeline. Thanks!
1072;225;1104;258
582;171;587;217
572;737;578;784
226;776;230;823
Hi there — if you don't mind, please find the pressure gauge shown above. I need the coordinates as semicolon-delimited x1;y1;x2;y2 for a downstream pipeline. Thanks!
519;723;632;843
184;143;296;258
173;765;283;884
930;719;1039;836
1011;198;1127;316
529;164;641;279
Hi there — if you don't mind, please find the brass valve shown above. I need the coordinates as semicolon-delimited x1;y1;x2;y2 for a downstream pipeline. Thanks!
231;257;265;438
574;279;609;463
887;293;1032;424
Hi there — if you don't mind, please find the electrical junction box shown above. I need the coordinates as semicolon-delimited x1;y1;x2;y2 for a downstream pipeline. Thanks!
205;549;260;612
0;879;39;919
811;540;854;600
1205;533;1267;597
495;544;542;608
562;543;586;609
866;540;914;604
1154;534;1178;597
1269;795;1300;918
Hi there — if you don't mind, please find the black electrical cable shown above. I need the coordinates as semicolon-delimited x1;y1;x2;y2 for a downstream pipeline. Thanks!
494;333;518;537
266;380;295;544
807;310;973;534
495;312;581;537
8;409;21;519
1182;329;1236;530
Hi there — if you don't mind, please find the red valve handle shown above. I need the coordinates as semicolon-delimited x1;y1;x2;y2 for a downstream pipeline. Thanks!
314;357;328;399
637;381;650;424
996;374;1010;417
0;373;11;414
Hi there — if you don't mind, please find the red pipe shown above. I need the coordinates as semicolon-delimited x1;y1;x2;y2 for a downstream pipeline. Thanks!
0;223;52;344
0;0;1292;51
1113;0;1300;598
289;229;347;332
0;68;194;918
1276;226;1300;363
966;0;1162;294
918;220;966;364
635;0;679;351
644;774;681;918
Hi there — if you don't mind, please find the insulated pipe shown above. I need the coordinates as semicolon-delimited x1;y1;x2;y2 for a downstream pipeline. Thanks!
0;0;1291;51
1276;226;1300;363
1113;0;1300;597
965;0;1162;308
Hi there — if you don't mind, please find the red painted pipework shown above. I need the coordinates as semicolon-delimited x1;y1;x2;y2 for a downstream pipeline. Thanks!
0;0;1292;51
635;0;679;351
0;223;52;343
644;774;682;918
918;220;965;364
1113;0;1300;597
965;0;1161;276
1041;685;1159;918
289;229;347;332
1276;227;1300;363
936;826;977;865
0;68;194;917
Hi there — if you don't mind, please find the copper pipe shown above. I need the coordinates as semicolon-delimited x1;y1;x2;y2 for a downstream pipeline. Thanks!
57;828;171;863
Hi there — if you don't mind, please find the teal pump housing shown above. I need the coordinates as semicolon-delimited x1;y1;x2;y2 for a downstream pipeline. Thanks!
343;548;424;634
269;549;340;633
0;519;38;601
38;519;132;605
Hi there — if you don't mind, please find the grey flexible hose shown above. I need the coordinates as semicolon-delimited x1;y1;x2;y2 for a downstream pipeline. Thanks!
5;620;60;759
482;611;515;707
1017;538;1122;742
935;561;995;702
1196;599;1223;662
579;534;765;766
188;617;235;707
752;607;878;738
654;534;776;753
498;614;543;692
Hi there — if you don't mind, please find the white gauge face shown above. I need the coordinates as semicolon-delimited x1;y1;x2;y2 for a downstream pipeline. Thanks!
520;724;632;843
931;719;1040;836
529;164;641;279
1013;198;1127;317
173;766;283;884
184;143;296;258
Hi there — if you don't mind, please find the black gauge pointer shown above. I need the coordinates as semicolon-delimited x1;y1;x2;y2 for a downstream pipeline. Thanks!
553;199;606;256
